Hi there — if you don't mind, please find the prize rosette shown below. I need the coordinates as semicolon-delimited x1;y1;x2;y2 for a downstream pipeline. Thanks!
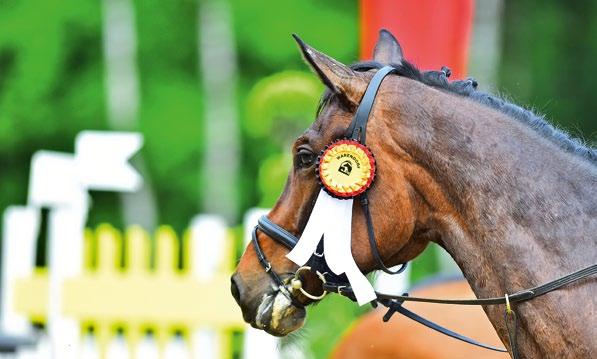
318;139;376;198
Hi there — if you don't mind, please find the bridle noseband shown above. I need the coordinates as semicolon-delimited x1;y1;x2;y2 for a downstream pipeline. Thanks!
250;65;597;357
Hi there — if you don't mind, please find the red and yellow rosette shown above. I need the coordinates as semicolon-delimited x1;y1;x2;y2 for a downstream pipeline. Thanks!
318;139;376;198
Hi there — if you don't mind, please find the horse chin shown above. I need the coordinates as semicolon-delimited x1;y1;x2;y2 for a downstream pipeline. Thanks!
252;290;306;337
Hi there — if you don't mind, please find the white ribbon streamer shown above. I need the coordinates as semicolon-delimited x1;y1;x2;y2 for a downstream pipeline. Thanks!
286;189;376;305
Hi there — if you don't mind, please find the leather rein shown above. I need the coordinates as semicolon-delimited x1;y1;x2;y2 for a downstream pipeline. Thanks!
252;66;597;357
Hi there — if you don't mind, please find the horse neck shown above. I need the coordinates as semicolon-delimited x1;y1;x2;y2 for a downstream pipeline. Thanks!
390;82;596;357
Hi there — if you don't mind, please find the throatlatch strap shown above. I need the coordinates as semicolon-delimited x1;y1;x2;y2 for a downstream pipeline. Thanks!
360;194;407;275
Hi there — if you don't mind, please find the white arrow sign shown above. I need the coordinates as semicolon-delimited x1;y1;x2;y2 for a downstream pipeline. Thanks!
28;151;89;209
75;131;143;192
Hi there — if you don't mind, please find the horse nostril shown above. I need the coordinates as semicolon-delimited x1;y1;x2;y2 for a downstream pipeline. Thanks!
231;274;242;304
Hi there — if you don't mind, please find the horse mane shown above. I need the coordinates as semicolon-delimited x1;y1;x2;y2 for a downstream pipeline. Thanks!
317;60;597;165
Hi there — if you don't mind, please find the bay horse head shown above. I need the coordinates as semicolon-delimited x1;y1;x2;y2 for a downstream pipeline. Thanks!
231;30;435;336
231;28;597;351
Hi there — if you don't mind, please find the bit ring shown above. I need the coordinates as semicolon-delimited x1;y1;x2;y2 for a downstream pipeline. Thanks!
291;266;327;301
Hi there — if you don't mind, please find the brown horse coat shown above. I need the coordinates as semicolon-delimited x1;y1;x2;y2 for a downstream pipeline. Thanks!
232;30;596;358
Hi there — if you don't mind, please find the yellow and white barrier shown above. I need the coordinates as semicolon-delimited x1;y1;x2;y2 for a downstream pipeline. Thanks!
1;210;281;358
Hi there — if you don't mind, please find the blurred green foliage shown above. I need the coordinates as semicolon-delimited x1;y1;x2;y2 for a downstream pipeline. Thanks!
245;71;322;140
501;0;597;139
233;0;358;212
134;0;204;230
244;71;323;207
0;0;105;223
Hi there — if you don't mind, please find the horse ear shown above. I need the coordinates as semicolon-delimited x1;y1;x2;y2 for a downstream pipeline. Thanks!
373;29;403;65
292;34;367;106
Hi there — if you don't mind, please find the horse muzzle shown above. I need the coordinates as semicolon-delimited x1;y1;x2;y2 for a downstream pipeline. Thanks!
231;272;307;336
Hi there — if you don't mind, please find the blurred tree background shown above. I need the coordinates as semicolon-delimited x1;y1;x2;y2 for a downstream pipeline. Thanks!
0;0;595;357
500;0;597;139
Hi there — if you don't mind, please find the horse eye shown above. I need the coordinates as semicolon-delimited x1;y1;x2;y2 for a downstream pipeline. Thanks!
296;149;315;168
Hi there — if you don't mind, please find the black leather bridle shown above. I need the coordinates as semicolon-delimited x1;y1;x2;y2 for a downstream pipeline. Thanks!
251;65;597;357
252;66;405;302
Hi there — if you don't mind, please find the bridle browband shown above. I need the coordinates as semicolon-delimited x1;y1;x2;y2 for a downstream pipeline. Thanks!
251;65;597;357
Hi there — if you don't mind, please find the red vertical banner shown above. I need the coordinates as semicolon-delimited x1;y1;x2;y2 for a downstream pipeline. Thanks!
360;0;474;79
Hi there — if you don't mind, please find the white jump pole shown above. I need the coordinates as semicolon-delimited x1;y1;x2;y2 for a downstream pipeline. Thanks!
189;214;228;359
47;207;87;359
242;209;280;359
26;151;90;359
0;206;39;335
